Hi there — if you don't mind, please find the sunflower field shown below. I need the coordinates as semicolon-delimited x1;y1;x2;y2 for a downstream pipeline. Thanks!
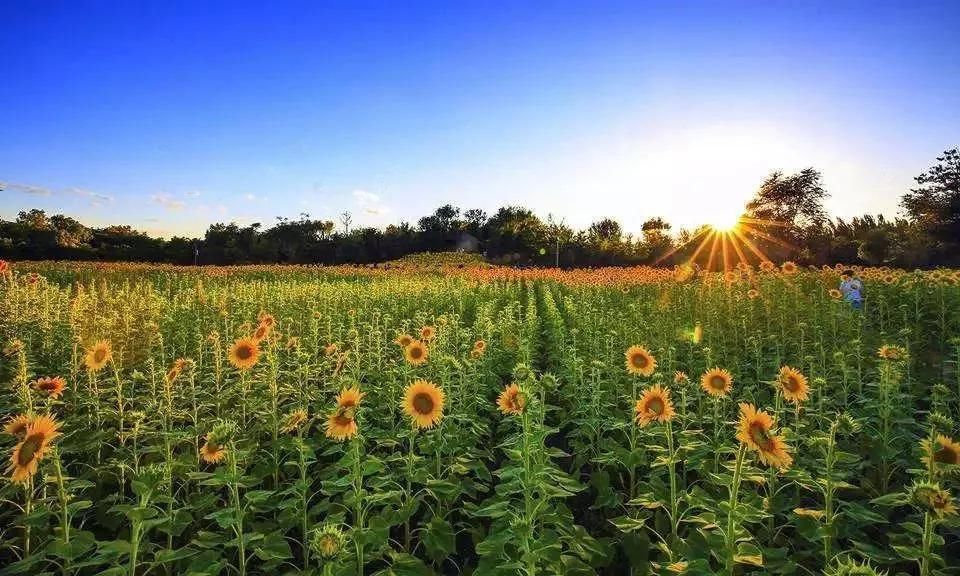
1;259;959;576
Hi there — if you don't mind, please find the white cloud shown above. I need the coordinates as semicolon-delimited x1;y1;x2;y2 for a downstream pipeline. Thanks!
244;193;256;201
352;189;391;219
0;181;52;196
150;193;186;211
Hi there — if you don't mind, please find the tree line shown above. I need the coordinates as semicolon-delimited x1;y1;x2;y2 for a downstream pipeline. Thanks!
2;147;958;269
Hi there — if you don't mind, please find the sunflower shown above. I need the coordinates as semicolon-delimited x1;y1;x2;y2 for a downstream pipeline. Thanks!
228;337;260;370
336;386;365;411
252;323;271;341
258;313;275;329
84;340;113;372
403;379;445;429
280;408;309;434
625;345;657;377
877;345;908;362
777;366;809;404
634;384;675;427
200;435;227;464
4;414;31;437
310;524;347;559
931;488;958;518
325;408;358;441
473;339;487;352
33;376;67;399
781;261;798;275
496;383;526;415
736;403;793;470
420;325;436;341
403;340;428;366
701;368;733;397
674;371;689;385
395;334;414;347
8;415;61;484
923;434;960;466
324;343;339;356
828;288;842;300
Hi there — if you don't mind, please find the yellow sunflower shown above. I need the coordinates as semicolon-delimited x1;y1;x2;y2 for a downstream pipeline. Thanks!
200;436;227;464
395;334;414;348
673;371;689;385
4;414;31;437
403;340;428;366
781;261;798;275
634;384;675;427
473;339;487;352
496;383;526;415
923;434;960;466
227;337;260;370
280;408;309;434
931;489;958;518
9;415;61;484
736;403;793;471
325;409;359;441
625;345;657;377
777;366;809;404
420;325;436;341
336;386;365;411
403;379;445;429
258;313;276;329
877;344;908;362
701;368;733;397
84;340;113;372
828;288;842;300
252;323;271;341
33;376;67;399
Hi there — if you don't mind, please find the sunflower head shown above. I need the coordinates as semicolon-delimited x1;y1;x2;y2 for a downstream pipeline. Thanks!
673;371;689;385
228;337;260;370
395;334;414;348
403;379;445;429
9;415;62;484
324;343;339;356
923;434;960;467
325;407;359;442
200;437;228;464
497;383;526;415
828;288;842;300
911;482;958;518
336;386;364;412
777;366;809;404
420;325;436;341
34;376;67;399
700;368;733;397
258;313;275;329
625;345;657;377
877;345;908;362
403;340;428;366
736;403;792;471
634;384;675;427
280;409;309;434
781;261;798;275
84;340;113;372
4;414;32;437
252;323;271;341
310;524;347;559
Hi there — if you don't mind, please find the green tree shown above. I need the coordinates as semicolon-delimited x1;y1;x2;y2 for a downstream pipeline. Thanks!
901;147;960;262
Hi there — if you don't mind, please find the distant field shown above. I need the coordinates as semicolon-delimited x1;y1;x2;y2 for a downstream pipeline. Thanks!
1;260;959;575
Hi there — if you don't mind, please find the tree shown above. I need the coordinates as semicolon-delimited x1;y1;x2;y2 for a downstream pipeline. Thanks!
901;147;960;262
339;211;353;235
745;168;829;261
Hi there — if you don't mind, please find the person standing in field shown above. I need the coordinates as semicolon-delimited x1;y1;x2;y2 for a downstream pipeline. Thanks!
839;269;864;310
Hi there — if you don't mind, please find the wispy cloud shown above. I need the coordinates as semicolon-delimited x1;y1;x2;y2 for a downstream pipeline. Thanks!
0;181;53;196
150;193;186;211
353;189;390;216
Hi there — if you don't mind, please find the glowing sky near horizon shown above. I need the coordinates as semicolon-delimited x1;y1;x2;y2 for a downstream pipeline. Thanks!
2;1;958;238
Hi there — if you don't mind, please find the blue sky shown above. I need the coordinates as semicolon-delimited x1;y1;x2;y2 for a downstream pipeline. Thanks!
2;1;958;237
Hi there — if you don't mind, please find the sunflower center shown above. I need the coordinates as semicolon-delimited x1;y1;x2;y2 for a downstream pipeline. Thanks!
646;397;664;415
18;434;44;466
782;376;799;393
749;423;773;450
39;381;56;392
413;392;435;415
710;376;726;390
236;345;252;360
631;354;648;369
935;447;960;465
334;414;353;427
409;347;423;359
93;349;107;363
320;535;339;555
